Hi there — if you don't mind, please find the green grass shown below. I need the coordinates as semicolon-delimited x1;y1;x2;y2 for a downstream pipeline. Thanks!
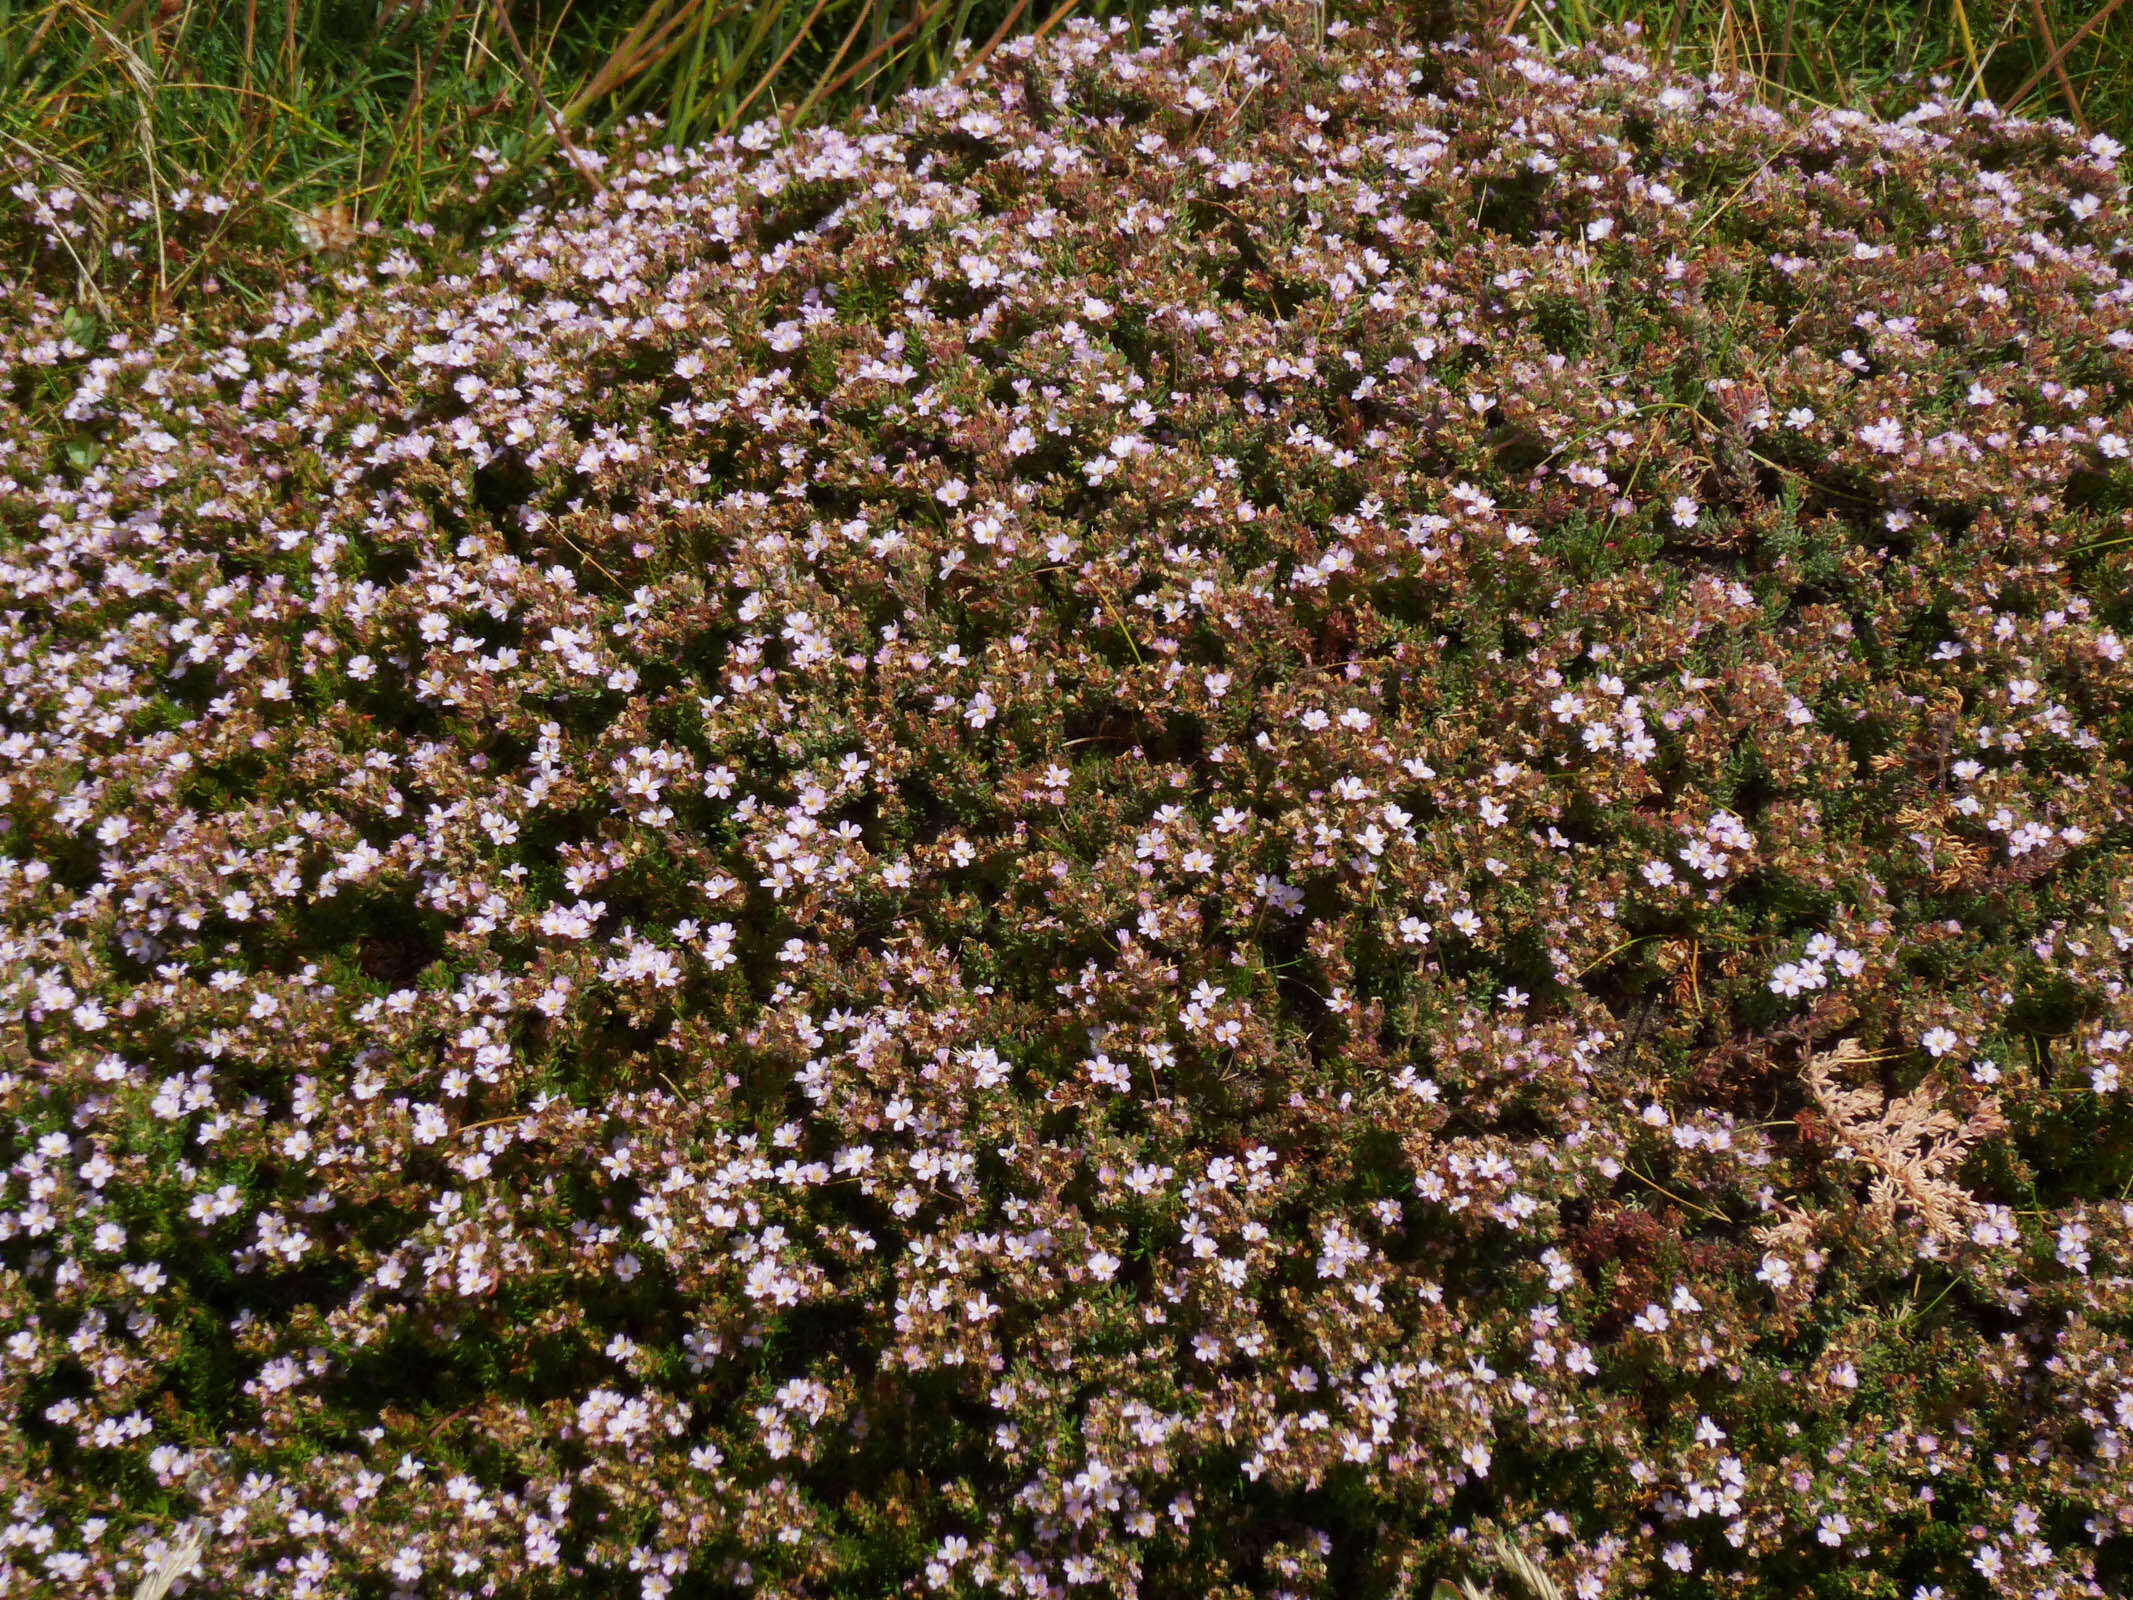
0;0;1111;310
0;0;2128;312
1528;0;2133;135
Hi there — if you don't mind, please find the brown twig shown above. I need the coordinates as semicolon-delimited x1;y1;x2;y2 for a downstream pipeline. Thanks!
496;0;608;195
950;0;1036;87
798;0;954;115
728;0;836;127
2025;0;2090;128
2007;0;2129;111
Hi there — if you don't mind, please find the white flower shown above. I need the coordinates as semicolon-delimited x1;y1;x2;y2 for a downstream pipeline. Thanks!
1769;961;1826;998
1860;416;1906;454
2058;1222;2091;1274
968;1048;1010;1089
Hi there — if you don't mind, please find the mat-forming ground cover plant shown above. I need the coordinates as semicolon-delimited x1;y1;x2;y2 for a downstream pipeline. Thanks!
4;4;2133;1596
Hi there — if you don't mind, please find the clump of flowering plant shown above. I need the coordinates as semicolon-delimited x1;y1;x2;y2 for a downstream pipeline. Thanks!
4;5;2133;1598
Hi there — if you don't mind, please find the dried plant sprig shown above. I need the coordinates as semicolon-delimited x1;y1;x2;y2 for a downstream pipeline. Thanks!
1803;1039;2009;1241
131;1527;206;1600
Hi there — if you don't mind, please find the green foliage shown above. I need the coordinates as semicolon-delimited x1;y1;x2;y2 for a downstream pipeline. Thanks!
1528;0;2133;141
0;0;1127;309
